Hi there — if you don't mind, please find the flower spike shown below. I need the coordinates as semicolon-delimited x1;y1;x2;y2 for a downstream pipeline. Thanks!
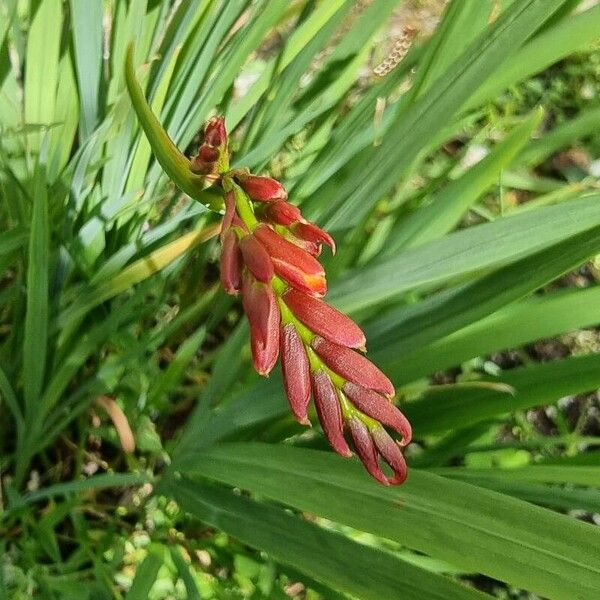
124;57;412;484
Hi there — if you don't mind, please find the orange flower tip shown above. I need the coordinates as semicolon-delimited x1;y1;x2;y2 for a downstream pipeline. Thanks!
254;224;327;296
282;289;366;349
236;174;287;202
204;116;227;147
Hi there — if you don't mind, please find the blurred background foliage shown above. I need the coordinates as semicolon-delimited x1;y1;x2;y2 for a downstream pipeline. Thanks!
1;0;600;598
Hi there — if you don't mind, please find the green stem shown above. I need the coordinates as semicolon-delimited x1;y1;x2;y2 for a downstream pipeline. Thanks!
124;44;223;211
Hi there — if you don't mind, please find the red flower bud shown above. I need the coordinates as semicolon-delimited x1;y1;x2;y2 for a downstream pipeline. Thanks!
221;190;236;240
254;224;326;296
283;289;366;350
312;337;394;398
191;147;218;174
311;371;351;457
372;426;408;485
239;234;274;283
241;271;280;376
348;417;389;485
280;324;311;425
291;222;336;254
220;229;242;295
204;116;227;148
236;174;287;202
343;382;411;445
281;231;321;257
265;201;302;225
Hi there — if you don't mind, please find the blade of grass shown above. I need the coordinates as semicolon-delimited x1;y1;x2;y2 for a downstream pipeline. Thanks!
387;108;543;251
172;479;489;600
70;0;103;139
376;285;600;383
23;0;62;153
177;443;600;600
404;352;600;435
330;193;600;314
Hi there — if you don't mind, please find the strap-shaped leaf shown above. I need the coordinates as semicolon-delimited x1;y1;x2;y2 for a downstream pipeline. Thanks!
171;479;488;600
124;44;222;210
176;443;600;600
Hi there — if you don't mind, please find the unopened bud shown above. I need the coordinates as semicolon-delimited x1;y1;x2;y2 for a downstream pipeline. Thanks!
235;173;287;202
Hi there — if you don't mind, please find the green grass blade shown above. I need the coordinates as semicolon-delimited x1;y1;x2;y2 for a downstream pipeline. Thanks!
169;547;202;600
378;285;600;383
171;479;489;600
55;223;219;330
69;0;103;139
317;0;569;231
369;225;600;360
124;43;222;209
405;352;600;435
125;546;164;600
23;0;62;152
23;156;49;411
519;106;600;167
467;2;600;110
0;363;23;432
388;108;544;251
178;443;600;600
330;193;600;313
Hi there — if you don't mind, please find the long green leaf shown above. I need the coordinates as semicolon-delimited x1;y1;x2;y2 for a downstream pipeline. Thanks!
125;547;164;600
378;286;600;383
388;109;543;251
171;479;489;600
370;224;600;363
23;0;62;152
23;157;49;411
70;0;103;139
467;3;600;109
404;352;600;435
317;0;568;231
330;194;600;313
177;443;600;600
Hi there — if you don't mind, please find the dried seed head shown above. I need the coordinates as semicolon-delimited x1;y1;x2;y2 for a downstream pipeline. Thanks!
373;27;416;78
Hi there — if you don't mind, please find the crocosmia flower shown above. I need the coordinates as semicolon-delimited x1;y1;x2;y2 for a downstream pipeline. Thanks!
194;118;413;485
124;51;413;485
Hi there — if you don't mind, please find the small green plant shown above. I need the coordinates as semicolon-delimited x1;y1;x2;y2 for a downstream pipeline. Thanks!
1;1;600;598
